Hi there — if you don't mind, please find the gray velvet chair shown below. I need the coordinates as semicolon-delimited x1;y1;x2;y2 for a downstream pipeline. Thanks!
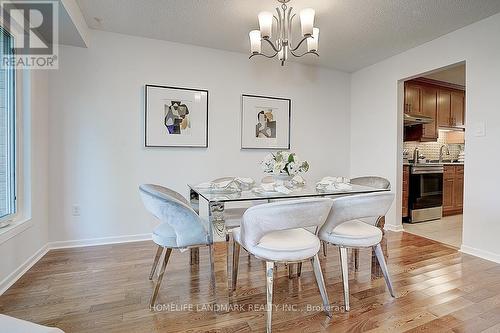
322;176;391;266
0;314;64;333
231;198;334;333
318;192;395;311
139;184;214;306
350;176;391;191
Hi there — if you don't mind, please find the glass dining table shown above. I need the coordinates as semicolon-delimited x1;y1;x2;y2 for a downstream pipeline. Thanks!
187;182;390;310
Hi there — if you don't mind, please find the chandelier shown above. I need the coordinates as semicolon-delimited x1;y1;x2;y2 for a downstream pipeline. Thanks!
248;0;319;66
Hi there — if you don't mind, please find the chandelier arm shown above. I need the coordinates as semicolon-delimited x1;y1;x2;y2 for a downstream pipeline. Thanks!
262;37;281;53
289;50;319;58
285;7;293;42
276;7;283;44
249;51;279;59
290;35;312;52
287;13;296;49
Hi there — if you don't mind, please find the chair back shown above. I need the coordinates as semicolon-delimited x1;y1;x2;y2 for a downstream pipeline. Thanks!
240;198;333;248
350;176;391;190
318;192;394;239
139;184;210;247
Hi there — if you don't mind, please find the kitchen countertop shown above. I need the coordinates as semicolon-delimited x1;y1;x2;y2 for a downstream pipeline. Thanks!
403;162;464;166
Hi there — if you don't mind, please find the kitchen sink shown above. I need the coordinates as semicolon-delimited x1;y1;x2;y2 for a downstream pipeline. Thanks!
429;159;460;163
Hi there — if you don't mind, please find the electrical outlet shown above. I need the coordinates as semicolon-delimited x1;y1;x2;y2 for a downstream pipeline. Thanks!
72;205;81;216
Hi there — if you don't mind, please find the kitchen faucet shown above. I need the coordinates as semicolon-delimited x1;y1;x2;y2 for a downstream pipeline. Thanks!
439;144;450;163
413;147;419;164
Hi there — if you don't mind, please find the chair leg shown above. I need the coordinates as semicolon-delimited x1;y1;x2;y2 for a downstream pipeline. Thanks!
339;247;350;311
311;254;332;317
353;248;360;271
208;244;216;291
149;245;164;280
373;243;395;297
232;241;240;292
288;263;294;279
265;261;274;333
322;241;328;257
150;248;172;307
190;248;199;265
297;262;302;277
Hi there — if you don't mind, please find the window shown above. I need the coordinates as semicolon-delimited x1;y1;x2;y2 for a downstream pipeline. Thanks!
0;28;16;219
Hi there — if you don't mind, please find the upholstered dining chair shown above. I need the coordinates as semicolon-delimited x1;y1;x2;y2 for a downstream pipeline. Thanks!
349;176;391;268
350;176;391;191
318;192;395;311
321;176;391;264
0;315;64;333
231;198;333;333
139;184;213;307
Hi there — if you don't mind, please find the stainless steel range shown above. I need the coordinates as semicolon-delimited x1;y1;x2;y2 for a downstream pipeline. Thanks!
409;163;444;223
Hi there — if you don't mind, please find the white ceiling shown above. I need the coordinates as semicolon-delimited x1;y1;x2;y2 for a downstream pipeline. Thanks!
75;0;500;72
424;64;466;86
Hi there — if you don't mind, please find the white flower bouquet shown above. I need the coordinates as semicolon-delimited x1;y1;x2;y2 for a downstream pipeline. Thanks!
261;151;309;176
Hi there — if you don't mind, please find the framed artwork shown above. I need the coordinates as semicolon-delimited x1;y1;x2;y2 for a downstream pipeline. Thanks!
145;85;208;147
241;94;291;149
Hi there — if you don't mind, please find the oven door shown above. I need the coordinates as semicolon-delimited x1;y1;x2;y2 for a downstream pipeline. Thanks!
410;168;443;210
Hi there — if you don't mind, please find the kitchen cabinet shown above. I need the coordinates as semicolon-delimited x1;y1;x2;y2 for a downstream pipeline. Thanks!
437;90;451;127
404;79;465;142
404;81;438;141
402;165;409;218
451;91;465;127
421;86;438;141
443;165;464;216
437;88;465;128
404;83;421;115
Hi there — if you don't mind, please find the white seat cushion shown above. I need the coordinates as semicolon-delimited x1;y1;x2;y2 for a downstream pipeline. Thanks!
232;227;320;262
0;315;64;333
323;219;382;248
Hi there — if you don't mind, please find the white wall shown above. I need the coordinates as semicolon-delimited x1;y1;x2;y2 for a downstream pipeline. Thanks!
48;31;351;242
350;13;500;261
0;70;50;289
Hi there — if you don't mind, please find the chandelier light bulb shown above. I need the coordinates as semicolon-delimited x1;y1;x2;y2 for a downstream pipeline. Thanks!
307;28;320;52
258;11;273;38
249;30;262;54
300;8;315;36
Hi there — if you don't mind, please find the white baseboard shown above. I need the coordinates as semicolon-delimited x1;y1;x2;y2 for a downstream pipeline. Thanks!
0;243;49;295
49;233;152;250
384;223;404;232
460;245;500;264
0;233;152;295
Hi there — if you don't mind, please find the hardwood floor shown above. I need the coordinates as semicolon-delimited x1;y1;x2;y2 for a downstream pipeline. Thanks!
1;232;500;332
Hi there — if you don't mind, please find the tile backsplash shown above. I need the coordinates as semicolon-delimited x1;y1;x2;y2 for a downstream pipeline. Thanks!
403;130;464;161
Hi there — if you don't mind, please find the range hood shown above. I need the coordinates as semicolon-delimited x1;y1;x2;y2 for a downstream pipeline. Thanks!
404;113;433;126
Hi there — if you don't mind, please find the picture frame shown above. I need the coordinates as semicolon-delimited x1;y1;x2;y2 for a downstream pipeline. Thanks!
241;94;291;149
145;84;208;147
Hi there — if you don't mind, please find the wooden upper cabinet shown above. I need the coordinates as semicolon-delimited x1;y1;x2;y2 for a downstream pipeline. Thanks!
451;91;465;127
437;90;451;127
437;88;465;128
404;83;421;114
421;86;438;141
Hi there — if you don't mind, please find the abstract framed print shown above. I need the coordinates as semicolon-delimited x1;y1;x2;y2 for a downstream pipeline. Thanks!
241;94;291;149
145;85;208;147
